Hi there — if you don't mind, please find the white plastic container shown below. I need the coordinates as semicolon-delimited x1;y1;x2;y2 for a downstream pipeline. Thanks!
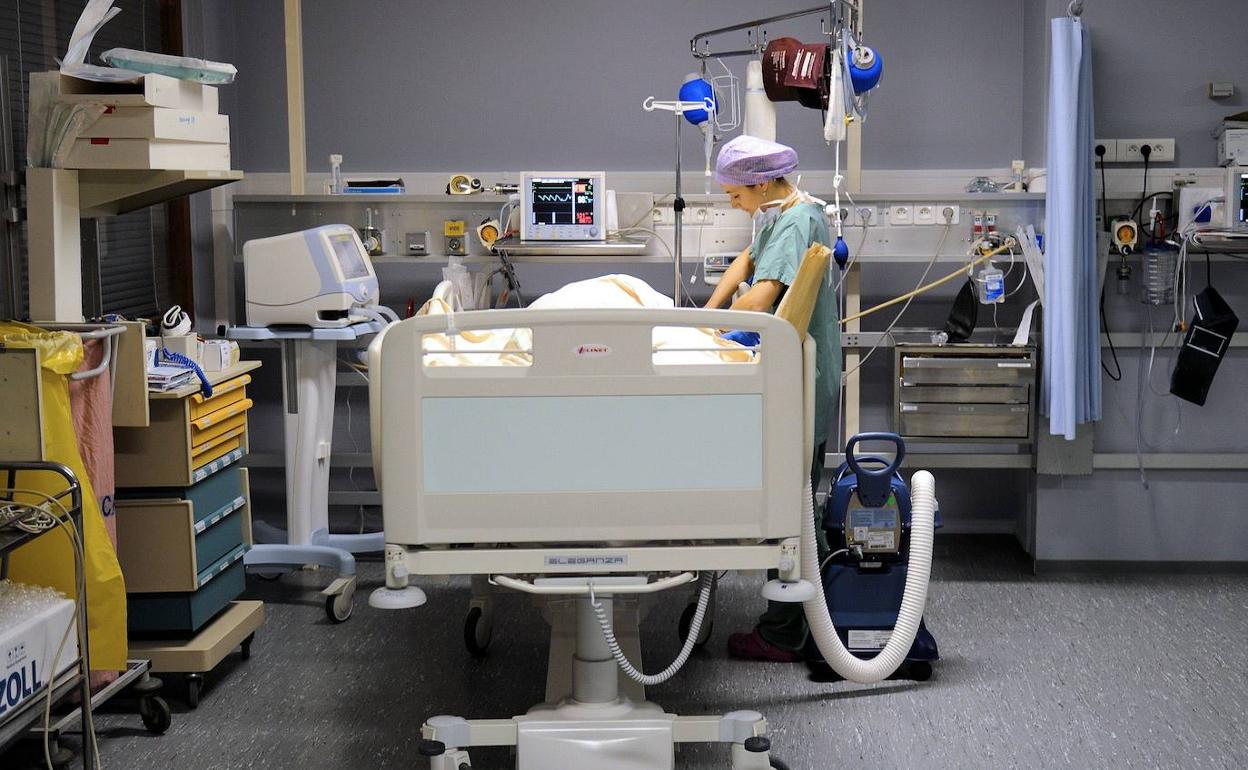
80;107;230;143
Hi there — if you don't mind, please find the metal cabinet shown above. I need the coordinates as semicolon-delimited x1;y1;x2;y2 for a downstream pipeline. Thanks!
894;344;1036;443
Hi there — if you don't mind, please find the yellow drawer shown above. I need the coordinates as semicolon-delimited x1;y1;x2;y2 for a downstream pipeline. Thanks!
191;397;253;433
192;411;249;448
189;374;251;420
115;365;258;488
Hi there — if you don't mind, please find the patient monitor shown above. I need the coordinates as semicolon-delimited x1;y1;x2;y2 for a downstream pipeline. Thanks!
520;171;606;241
243;224;380;328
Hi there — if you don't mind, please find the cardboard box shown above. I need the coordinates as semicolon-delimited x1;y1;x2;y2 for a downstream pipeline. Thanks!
65;138;230;171
0;594;78;719
53;72;216;111
161;333;204;366
81;107;230;143
202;340;240;372
1216;125;1248;167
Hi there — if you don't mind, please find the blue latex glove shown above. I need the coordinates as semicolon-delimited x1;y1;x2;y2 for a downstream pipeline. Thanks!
722;330;761;347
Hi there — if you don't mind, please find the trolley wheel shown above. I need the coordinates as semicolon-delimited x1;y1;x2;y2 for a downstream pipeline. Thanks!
49;739;75;768
464;606;493;657
906;661;933;682
240;632;256;660
139;695;173;734
185;674;203;709
770;760;792;770
253;571;283;581
678;603;712;648
326;591;354;623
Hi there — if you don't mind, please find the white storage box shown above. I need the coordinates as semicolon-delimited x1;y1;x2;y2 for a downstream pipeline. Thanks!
0;586;78;719
65;138;230;171
53;72;219;111
81;107;230;143
1216;125;1248;167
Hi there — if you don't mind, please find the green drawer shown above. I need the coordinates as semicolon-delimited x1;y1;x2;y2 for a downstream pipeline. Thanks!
195;503;246;571
128;545;247;635
185;464;245;527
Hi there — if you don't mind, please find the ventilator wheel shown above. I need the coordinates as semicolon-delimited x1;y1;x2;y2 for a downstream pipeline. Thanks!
678;602;713;648
326;590;354;623
464;607;493;657
185;674;203;709
906;661;933;682
140;695;172;734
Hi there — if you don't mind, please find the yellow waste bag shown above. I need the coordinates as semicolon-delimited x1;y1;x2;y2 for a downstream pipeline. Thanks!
2;322;127;671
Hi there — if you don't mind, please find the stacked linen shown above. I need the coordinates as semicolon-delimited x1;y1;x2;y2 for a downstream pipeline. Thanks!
417;275;752;366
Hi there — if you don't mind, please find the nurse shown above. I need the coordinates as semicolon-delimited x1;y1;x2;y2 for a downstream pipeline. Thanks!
704;135;841;662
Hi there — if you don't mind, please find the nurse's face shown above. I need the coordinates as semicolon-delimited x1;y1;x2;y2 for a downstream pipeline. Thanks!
721;182;776;215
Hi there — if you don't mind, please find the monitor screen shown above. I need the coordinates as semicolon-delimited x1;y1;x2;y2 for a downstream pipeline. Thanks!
1237;172;1248;226
530;177;596;227
521;172;606;241
329;232;370;279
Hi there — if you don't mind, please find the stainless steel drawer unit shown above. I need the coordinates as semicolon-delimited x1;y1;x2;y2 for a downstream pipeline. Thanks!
894;345;1036;442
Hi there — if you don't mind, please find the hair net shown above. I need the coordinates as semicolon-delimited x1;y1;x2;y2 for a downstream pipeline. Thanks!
714;135;799;186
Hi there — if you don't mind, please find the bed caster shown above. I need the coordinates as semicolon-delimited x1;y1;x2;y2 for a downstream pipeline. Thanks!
139;694;173;734
324;578;356;623
418;739;472;769
463;606;493;657
678;601;713;648
185;673;204;709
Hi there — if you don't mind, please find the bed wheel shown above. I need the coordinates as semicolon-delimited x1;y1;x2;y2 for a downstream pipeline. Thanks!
678;602;713;648
464;606;493;657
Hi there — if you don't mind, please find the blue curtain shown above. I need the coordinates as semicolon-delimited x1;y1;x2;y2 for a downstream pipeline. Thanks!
1043;17;1100;439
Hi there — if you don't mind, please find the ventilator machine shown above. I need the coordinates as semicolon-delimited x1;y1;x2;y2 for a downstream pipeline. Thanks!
243;224;381;328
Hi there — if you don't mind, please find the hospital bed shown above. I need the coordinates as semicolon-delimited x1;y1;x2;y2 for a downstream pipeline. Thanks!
367;283;935;768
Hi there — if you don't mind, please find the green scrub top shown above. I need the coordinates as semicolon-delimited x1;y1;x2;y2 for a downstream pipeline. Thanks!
749;201;840;447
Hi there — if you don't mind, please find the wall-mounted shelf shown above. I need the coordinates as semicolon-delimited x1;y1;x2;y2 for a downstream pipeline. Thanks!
79;169;243;217
232;193;509;205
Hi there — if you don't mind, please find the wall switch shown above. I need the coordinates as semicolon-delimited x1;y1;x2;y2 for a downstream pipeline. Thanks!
914;204;936;225
889;205;913;225
1119;138;1175;162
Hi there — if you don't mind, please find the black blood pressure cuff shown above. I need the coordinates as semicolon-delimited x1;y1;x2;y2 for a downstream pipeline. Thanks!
1170;286;1238;406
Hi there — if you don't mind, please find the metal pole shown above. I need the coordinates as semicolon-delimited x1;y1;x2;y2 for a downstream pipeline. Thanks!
674;115;683;304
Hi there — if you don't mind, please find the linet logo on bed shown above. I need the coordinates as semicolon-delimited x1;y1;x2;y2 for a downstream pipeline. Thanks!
574;344;612;358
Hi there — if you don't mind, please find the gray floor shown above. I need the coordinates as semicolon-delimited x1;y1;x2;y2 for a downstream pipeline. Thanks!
8;535;1248;769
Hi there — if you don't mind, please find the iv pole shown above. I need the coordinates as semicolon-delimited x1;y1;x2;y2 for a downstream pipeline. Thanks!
643;96;714;304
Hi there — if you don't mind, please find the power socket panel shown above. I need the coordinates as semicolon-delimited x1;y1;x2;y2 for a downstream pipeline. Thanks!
1118;138;1175;163
1094;139;1119;163
889;205;913;225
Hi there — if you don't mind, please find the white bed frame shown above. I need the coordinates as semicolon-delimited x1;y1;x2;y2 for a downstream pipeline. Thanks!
369;307;813;770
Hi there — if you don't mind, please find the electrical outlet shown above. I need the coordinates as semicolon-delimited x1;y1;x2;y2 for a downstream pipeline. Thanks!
855;207;874;226
1094;139;1118;163
1119;138;1175;162
914;204;936;225
889;205;913;226
937;204;960;225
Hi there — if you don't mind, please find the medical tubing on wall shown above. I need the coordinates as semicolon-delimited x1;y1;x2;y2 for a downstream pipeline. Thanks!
801;471;935;684
591;573;714;686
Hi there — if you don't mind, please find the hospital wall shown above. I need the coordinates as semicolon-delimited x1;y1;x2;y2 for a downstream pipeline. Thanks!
184;0;1248;564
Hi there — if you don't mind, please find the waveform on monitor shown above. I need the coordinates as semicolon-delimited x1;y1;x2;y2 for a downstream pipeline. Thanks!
535;193;574;203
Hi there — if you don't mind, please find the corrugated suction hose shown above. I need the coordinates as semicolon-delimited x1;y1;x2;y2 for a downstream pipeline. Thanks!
802;470;935;683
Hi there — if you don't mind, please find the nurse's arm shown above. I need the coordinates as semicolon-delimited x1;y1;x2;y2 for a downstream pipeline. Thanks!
704;248;753;309
730;279;783;312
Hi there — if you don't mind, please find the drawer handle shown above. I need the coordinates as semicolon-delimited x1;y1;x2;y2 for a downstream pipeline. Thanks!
194;496;247;534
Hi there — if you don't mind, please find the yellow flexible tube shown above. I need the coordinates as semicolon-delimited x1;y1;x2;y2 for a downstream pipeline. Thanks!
840;239;1016;326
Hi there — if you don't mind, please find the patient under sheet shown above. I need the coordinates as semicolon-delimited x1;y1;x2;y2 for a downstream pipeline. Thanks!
417;275;753;365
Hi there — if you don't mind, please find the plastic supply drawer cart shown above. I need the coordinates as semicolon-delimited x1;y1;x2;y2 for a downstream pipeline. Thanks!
112;364;265;708
893;344;1036;443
